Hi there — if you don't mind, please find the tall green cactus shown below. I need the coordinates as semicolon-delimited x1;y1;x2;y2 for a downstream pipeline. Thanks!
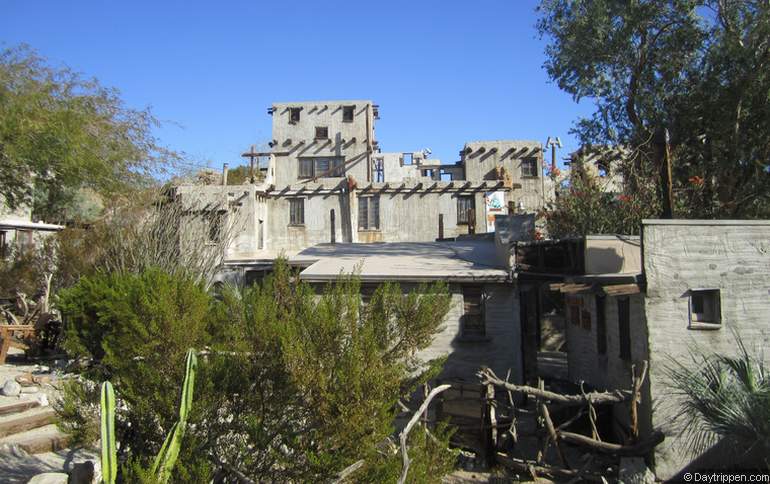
99;349;198;484
100;381;117;484
150;348;197;482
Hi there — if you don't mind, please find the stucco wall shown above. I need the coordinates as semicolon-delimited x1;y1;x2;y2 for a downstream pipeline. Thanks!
271;100;375;186
642;220;770;478
418;283;522;386
461;140;547;211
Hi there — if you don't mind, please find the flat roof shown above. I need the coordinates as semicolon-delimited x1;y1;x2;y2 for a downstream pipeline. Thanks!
292;241;509;283
642;219;770;226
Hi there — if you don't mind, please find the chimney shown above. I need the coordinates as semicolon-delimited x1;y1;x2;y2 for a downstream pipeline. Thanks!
222;163;229;186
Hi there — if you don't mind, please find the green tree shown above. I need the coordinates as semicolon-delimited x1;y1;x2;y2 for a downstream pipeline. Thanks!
57;261;456;482
0;45;180;221
537;0;770;219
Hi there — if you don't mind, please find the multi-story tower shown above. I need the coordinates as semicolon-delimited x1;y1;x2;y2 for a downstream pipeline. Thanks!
176;100;554;275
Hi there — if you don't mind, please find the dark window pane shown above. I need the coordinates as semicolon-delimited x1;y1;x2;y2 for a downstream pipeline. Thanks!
596;295;607;355
315;126;328;139
521;158;538;177
315;158;330;176
457;196;473;224
289;107;301;123
358;197;368;230
299;159;313;178
290;199;304;225
618;297;631;360
462;286;485;337
343;105;355;122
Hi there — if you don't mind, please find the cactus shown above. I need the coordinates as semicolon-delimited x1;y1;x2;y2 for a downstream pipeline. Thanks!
150;348;197;483
100;381;117;484
98;349;197;483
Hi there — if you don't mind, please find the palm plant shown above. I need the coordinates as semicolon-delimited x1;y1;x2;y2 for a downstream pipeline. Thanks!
665;333;770;468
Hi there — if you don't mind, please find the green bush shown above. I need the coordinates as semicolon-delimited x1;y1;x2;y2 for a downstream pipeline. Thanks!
57;262;457;482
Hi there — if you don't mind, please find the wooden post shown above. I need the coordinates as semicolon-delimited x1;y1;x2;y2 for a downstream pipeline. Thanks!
330;209;336;244
468;208;476;235
438;214;444;240
656;127;674;218
222;163;229;186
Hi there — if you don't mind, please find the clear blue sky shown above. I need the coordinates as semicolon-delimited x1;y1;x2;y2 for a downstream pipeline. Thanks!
2;0;592;172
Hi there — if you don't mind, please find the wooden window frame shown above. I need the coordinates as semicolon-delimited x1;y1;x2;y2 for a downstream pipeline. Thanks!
521;157;538;178
461;285;486;339
689;288;722;327
457;195;474;225
289;107;301;124
315;126;329;139
343;105;355;122
358;195;380;231
289;198;305;226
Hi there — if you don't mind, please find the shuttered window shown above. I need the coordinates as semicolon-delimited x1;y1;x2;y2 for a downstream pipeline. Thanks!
289;199;305;225
358;196;380;230
457;196;474;224
298;157;344;179
521;158;538;177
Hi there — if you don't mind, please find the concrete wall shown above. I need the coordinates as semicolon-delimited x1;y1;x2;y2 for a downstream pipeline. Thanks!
417;283;522;386
461;140;548;211
584;236;642;275
271;100;375;186
566;293;648;391
642;220;770;478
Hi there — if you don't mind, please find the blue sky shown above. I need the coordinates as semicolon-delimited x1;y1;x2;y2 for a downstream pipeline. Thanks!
2;0;592;172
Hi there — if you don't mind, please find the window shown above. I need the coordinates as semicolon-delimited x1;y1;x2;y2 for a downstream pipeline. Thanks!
462;286;485;338
521;157;538;177
343;105;355;122
402;153;413;165
374;158;384;182
315;126;329;139
457;196;474;224
595;295;607;355
298;157;344;179
0;231;6;258
207;213;224;242
16;230;33;252
689;289;721;326
358;196;380;230
289;199;305;225
618;296;631;361
289;107;301;124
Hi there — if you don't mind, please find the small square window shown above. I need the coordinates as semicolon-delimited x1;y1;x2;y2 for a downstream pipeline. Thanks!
315;126;329;139
289;199;305;225
521;158;538;177
298;159;313;179
289;107;301;124
689;289;721;326
343;105;355;122
402;153;413;166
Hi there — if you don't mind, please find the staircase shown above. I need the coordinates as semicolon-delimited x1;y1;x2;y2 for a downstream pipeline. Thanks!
0;400;69;453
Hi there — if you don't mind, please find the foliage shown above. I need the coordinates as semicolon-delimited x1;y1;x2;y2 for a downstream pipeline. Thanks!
537;0;770;219
54;378;100;446
100;349;198;484
57;262;455;482
0;44;180;221
665;333;770;468
0;235;56;298
226;165;264;185
544;160;659;237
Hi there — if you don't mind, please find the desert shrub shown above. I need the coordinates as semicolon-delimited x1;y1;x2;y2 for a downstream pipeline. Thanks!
57;261;457;482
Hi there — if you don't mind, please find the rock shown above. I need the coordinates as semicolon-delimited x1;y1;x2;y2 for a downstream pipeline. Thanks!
20;385;40;394
36;393;50;406
27;473;69;484
1;379;21;396
69;460;97;484
618;457;655;484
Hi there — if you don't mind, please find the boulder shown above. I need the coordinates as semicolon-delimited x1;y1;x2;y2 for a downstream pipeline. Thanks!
1;379;21;396
27;473;69;484
618;457;655;484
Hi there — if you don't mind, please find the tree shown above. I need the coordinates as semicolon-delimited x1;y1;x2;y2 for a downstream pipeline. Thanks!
0;45;180;221
537;0;770;219
57;261;456;482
